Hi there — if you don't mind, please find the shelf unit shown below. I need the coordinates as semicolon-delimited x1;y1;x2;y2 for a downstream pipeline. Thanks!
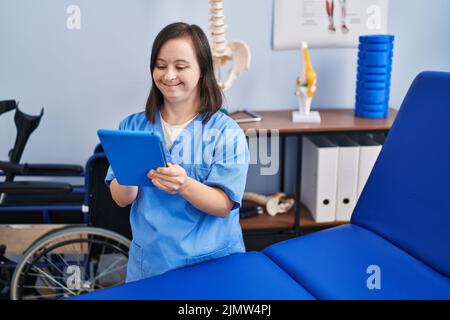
232;108;397;236
239;203;349;231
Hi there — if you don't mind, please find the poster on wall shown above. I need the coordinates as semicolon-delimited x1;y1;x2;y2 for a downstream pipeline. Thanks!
273;0;389;49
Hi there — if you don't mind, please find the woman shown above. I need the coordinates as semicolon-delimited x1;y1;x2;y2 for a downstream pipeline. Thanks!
106;22;249;282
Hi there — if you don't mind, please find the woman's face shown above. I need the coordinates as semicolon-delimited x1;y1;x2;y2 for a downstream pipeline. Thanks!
153;37;201;105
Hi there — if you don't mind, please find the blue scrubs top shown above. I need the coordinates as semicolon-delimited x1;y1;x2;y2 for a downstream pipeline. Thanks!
105;109;249;282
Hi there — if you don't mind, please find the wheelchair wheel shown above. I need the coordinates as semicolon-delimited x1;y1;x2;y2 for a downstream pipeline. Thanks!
10;226;130;300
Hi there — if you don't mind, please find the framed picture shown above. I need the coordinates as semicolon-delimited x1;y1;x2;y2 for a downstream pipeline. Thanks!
273;0;389;49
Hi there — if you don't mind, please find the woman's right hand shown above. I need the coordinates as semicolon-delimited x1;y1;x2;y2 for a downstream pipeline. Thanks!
110;179;138;207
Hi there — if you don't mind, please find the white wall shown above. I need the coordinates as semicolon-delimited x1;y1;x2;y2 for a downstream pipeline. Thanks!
1;0;449;193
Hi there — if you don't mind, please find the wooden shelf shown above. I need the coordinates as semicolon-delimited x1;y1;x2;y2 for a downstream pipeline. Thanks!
239;202;349;231
233;108;393;233
239;207;295;230
233;108;397;134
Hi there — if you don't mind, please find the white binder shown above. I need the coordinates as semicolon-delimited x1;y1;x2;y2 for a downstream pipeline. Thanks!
332;136;360;222
356;135;382;200
301;136;338;222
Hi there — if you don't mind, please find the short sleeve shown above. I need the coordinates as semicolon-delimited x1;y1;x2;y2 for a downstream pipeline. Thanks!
203;126;249;211
105;165;115;187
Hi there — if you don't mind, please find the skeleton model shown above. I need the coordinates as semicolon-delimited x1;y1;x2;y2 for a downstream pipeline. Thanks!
292;42;321;123
209;0;250;91
243;192;295;217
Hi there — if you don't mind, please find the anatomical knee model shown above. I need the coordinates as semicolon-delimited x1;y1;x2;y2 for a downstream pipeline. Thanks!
209;0;251;91
293;42;321;123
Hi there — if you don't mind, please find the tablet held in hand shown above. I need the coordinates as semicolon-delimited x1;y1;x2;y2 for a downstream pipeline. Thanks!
97;129;167;187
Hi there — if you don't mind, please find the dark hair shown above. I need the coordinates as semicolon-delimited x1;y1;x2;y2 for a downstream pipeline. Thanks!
145;22;223;124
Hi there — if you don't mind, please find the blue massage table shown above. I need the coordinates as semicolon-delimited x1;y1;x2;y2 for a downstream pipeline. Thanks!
74;71;450;300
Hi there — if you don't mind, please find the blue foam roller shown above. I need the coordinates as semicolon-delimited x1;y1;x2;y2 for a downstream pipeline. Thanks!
359;35;394;44
356;89;389;104
355;108;388;118
358;52;393;67
358;43;394;51
357;81;389;90
357;65;392;75
355;102;388;112
357;73;390;82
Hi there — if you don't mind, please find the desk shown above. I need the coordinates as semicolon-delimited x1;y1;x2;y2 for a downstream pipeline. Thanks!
231;108;397;236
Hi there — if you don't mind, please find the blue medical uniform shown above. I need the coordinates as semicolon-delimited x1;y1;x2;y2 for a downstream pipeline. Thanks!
105;109;249;282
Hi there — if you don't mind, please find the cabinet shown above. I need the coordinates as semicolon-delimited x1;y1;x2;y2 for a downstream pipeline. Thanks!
231;108;397;243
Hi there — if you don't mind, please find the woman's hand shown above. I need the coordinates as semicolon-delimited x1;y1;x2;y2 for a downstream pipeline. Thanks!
110;179;138;207
148;162;233;217
147;162;191;195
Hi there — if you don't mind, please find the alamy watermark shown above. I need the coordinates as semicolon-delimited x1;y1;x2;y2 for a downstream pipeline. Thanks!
66;265;82;290
366;265;381;290
66;5;81;30
167;120;280;176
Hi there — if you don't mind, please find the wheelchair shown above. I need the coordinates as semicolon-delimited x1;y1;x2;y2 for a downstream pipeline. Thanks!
0;100;132;300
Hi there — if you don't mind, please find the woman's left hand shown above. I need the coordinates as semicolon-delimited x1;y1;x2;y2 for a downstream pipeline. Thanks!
147;162;191;195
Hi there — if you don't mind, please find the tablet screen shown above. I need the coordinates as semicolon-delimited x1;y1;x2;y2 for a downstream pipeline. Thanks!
98;129;167;187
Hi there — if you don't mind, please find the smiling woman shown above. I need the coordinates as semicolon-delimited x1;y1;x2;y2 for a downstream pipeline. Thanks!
105;22;250;283
145;22;222;124
153;37;201;110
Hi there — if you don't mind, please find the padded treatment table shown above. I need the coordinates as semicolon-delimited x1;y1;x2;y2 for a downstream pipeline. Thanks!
72;252;315;300
264;224;450;299
74;72;450;300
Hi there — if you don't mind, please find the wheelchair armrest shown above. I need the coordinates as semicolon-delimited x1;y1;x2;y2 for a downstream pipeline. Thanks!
0;99;16;115
0;181;72;194
0;161;27;175
19;164;84;176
